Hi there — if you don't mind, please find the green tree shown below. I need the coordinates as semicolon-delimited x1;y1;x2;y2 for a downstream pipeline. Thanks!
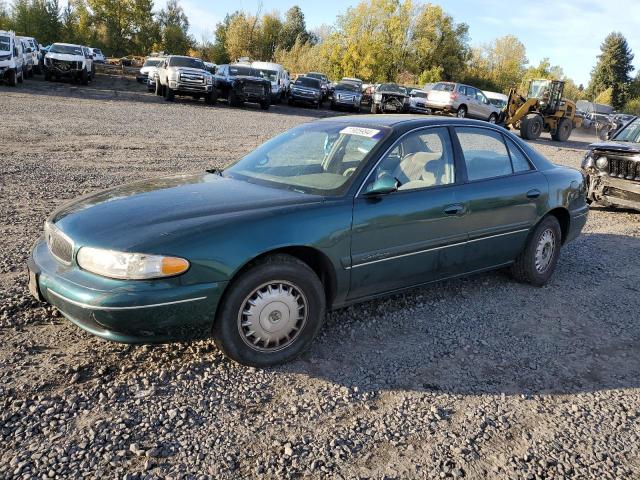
157;0;192;55
412;3;469;82
224;12;258;60
130;0;159;55
87;0;135;55
586;32;634;109
280;5;308;50
0;1;10;29
256;12;282;60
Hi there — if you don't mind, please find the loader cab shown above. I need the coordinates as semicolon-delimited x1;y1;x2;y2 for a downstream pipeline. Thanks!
528;79;564;115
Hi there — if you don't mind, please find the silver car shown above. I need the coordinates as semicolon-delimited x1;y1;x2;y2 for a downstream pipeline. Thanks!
425;82;502;123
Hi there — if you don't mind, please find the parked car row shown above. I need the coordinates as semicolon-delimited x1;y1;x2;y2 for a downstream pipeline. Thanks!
1;30;102;87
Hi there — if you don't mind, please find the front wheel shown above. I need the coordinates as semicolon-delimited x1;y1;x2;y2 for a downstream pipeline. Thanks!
260;99;270;110
155;80;163;96
552;117;572;142
520;113;543;140
510;215;562;287
7;69;17;86
213;254;326;367
205;90;217;105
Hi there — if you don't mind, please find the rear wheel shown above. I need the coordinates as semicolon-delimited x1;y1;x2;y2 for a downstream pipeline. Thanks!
456;105;467;118
510;215;562;287
552;117;572;142
520;113;543;140
488;113;498;124
213;254;326;367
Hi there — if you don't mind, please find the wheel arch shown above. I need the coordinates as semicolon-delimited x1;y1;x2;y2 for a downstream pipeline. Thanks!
544;207;570;244
218;245;338;314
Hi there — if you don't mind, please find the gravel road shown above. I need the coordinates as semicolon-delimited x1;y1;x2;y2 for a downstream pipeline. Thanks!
1;76;639;479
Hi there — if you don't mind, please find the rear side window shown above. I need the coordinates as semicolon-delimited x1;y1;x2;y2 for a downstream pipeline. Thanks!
455;128;513;181
506;138;532;172
456;85;467;95
433;82;455;92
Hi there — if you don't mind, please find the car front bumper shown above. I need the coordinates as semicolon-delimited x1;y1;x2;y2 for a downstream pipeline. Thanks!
169;80;213;93
585;173;640;211
424;100;454;112
28;238;227;343
291;93;321;105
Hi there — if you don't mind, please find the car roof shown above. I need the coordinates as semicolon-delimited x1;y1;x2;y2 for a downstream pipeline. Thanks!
316;115;505;130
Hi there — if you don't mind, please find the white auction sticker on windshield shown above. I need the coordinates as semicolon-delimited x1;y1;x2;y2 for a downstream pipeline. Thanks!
340;126;381;138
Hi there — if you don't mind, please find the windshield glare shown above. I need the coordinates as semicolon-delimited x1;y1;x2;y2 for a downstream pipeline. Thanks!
433;82;455;92
229;65;255;76
0;35;9;51
255;69;277;82
169;57;204;69
335;83;359;92
50;44;83;55
144;59;162;67
224;123;389;195
613;118;640;143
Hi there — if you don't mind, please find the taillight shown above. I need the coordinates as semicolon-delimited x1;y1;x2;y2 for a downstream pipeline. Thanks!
450;92;458;101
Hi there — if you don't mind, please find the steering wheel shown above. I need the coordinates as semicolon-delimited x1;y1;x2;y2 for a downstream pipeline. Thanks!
343;167;357;177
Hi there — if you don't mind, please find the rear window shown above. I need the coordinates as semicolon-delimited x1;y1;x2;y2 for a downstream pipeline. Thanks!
433;83;455;92
456;127;513;181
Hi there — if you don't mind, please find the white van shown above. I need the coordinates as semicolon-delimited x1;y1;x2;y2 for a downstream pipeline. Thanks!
251;61;290;103
0;30;24;85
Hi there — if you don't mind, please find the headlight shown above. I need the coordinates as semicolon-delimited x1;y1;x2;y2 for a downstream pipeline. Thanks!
595;156;608;170
373;93;382;101
76;246;189;280
206;76;213;85
581;154;594;169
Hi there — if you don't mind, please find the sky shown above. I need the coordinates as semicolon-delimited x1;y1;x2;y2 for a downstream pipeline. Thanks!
167;0;640;86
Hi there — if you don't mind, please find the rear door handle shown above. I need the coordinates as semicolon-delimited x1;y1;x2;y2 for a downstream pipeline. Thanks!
526;189;541;199
443;204;465;216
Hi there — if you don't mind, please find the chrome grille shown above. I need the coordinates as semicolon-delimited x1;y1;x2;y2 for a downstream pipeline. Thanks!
51;59;78;71
179;72;204;85
608;156;640;180
45;223;74;264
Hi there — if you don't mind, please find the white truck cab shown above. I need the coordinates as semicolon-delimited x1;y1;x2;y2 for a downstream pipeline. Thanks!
18;36;40;74
44;43;93;84
0;30;24;86
251;61;290;103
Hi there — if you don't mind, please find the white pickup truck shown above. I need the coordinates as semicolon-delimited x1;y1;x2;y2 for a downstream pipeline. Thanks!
0;30;25;86
155;55;216;104
44;43;94;84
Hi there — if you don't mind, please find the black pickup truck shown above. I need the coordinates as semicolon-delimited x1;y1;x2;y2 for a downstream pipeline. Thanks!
214;64;271;110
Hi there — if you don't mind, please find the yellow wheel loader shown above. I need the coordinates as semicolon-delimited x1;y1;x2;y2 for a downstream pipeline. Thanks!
500;79;582;142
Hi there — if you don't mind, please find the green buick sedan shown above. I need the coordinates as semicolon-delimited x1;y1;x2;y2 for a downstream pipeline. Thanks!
28;116;588;366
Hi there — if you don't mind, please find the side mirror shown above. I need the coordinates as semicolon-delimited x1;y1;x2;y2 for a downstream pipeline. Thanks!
364;175;398;195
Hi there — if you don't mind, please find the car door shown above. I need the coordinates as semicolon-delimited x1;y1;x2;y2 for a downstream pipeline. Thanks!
83;47;93;74
465;87;482;118
451;126;548;270
475;90;493;120
348;127;468;300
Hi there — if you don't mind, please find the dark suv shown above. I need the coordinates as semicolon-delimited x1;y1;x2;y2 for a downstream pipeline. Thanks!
288;76;323;109
582;116;640;211
215;64;271;110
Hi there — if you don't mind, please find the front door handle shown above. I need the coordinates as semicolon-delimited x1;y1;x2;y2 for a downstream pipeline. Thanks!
443;204;465;216
526;189;541;199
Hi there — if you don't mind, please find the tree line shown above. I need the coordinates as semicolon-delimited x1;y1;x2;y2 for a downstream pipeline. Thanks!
1;0;639;113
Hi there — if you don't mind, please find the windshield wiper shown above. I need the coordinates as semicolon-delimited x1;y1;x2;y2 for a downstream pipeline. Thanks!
206;168;224;176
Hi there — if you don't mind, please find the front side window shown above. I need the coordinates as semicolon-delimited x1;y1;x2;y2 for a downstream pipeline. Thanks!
364;127;455;192
225;123;390;195
456;127;513;181
0;35;11;51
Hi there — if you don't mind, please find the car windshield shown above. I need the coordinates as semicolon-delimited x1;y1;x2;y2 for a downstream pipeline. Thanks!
143;58;162;67
224;122;390;195
489;98;507;108
169;57;204;69
49;44;83;55
432;83;455;92
295;77;320;88
0;35;10;51
307;73;327;81
229;65;257;77
378;83;401;92
255;69;277;82
613;118;640;143
335;83;359;92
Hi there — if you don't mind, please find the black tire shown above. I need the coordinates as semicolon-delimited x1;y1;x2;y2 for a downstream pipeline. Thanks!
147;85;154;93
456;105;467;118
552;117;572;142
44;70;51;82
488;113;498;124
7;69;17;87
80;69;88;85
213;254;326;367
229;90;240;107
17;70;23;84
288;98;295;106
155;80;162;96
371;103;378;114
164;85;174;101
205;90;217;105
260;99;270;110
520;113;543;140
510;215;562;287
330;102;336;111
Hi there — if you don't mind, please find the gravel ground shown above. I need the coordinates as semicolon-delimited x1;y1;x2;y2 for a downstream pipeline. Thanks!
1;75;639;479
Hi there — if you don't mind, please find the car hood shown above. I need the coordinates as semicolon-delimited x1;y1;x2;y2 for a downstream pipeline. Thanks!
50;173;322;251
590;141;640;154
232;75;269;85
170;66;210;76
377;90;407;98
46;52;83;62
